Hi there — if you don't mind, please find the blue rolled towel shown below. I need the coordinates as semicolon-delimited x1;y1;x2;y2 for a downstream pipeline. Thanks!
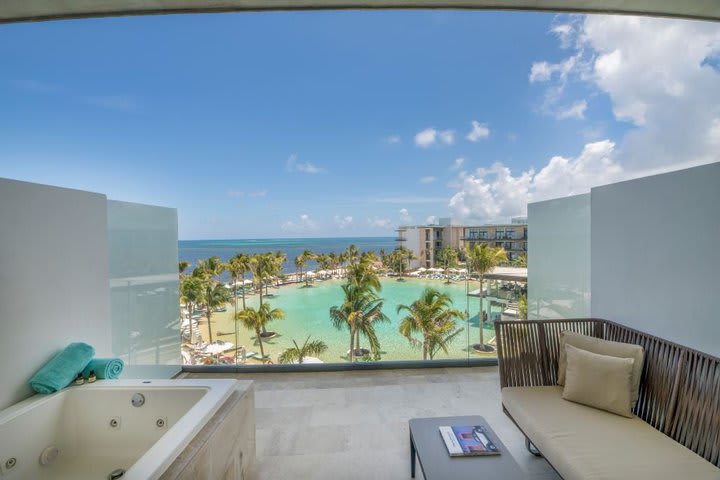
29;343;95;394
83;358;124;380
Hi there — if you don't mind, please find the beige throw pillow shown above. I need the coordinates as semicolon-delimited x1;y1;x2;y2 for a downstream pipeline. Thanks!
562;344;634;417
557;330;644;408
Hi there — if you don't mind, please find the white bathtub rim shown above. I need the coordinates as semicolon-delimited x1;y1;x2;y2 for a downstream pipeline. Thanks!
125;378;239;480
0;378;240;480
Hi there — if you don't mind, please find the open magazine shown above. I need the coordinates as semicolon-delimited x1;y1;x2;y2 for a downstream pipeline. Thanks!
439;425;501;457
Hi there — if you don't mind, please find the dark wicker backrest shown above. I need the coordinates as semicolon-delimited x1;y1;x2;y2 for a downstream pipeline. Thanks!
495;318;720;468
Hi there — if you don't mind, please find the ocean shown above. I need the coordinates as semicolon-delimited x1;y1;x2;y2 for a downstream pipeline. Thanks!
178;237;397;275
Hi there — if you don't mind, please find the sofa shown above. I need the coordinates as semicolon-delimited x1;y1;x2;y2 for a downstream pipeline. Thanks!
495;319;720;480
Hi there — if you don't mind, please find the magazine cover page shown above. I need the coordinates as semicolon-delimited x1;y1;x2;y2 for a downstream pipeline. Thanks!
439;425;500;456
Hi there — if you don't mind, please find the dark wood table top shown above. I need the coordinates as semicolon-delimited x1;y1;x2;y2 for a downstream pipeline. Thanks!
409;415;525;479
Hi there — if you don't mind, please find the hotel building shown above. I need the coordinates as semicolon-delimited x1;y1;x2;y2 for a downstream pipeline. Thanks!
396;217;528;269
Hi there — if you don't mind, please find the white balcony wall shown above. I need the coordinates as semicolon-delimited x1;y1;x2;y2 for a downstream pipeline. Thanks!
591;163;720;357
107;200;181;368
527;194;591;320
0;179;111;410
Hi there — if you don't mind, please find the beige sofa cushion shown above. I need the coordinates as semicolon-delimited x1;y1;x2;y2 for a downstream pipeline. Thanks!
503;386;720;480
557;330;644;407
563;344;634;417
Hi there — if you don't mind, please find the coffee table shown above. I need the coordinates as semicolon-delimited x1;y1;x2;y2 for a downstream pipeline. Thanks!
409;416;524;479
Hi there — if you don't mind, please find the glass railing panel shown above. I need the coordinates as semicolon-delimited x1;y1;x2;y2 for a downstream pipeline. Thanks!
108;200;181;372
179;239;518;367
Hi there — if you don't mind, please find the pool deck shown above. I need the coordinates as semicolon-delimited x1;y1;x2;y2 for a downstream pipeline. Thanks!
181;366;559;479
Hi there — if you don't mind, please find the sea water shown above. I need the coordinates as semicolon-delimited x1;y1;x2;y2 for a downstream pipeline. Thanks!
179;237;397;275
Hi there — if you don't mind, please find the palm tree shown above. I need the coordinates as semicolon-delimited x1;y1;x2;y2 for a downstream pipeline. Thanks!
328;252;340;275
397;288;464;360
228;253;251;309
316;254;332;277
299;249;316;286
346;259;381;292
330;283;388;361
178;261;190;275
345;244;360;266
518;293;528;320
194;256;225;280
436;246;459;284
294;254;306;285
180;275;204;345
227;253;251;360
236;303;285;362
278;336;328;364
201;281;232;344
512;254;528;268
392;246;415;280
466;243;508;352
250;253;267;306
272;251;287;287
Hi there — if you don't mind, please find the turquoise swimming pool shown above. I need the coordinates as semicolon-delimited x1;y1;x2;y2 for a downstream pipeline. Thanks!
209;278;498;362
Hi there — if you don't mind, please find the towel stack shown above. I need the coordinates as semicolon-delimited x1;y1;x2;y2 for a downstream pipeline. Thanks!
29;343;124;394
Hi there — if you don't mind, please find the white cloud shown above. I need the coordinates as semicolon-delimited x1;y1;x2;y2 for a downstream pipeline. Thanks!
415;128;437;148
385;135;401;144
449;140;623;223
451;15;720;225
450;157;465;171
281;214;317;233
334;215;353;229
533;140;622;200
372;195;447;204
439;129;455;145
367;217;392;229
414;127;454;147
529;55;579;84
227;189;266;198
556;100;587;119
551;23;575;48
426;215;438;224
535;15;720;170
286;153;326;174
420;176;436;184
399;208;412;224
466;121;490;142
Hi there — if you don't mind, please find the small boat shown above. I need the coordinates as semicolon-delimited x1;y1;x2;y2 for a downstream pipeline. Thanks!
213;307;227;313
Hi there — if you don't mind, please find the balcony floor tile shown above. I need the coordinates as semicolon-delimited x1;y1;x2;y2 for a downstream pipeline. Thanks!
184;366;559;479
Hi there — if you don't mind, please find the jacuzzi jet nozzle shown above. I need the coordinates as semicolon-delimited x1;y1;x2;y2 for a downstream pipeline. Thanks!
109;467;126;479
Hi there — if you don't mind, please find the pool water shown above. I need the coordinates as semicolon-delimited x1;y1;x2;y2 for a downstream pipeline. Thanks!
208;278;499;362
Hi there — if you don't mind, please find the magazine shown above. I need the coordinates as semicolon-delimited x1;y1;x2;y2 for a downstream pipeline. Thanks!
439;425;501;457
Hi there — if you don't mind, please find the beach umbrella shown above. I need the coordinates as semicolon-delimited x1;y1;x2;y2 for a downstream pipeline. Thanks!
417;267;427;272
243;279;254;285
204;340;234;355
306;271;316;277
298;356;324;364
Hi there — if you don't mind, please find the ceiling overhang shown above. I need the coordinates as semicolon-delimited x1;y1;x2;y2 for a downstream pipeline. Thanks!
1;0;719;25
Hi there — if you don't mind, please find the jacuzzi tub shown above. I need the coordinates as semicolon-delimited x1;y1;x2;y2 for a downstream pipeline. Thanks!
0;379;238;480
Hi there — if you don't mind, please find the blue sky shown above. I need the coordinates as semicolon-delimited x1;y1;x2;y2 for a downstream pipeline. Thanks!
1;11;718;239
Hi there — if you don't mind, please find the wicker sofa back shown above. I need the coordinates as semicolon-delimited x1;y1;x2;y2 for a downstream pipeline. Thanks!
495;319;720;467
